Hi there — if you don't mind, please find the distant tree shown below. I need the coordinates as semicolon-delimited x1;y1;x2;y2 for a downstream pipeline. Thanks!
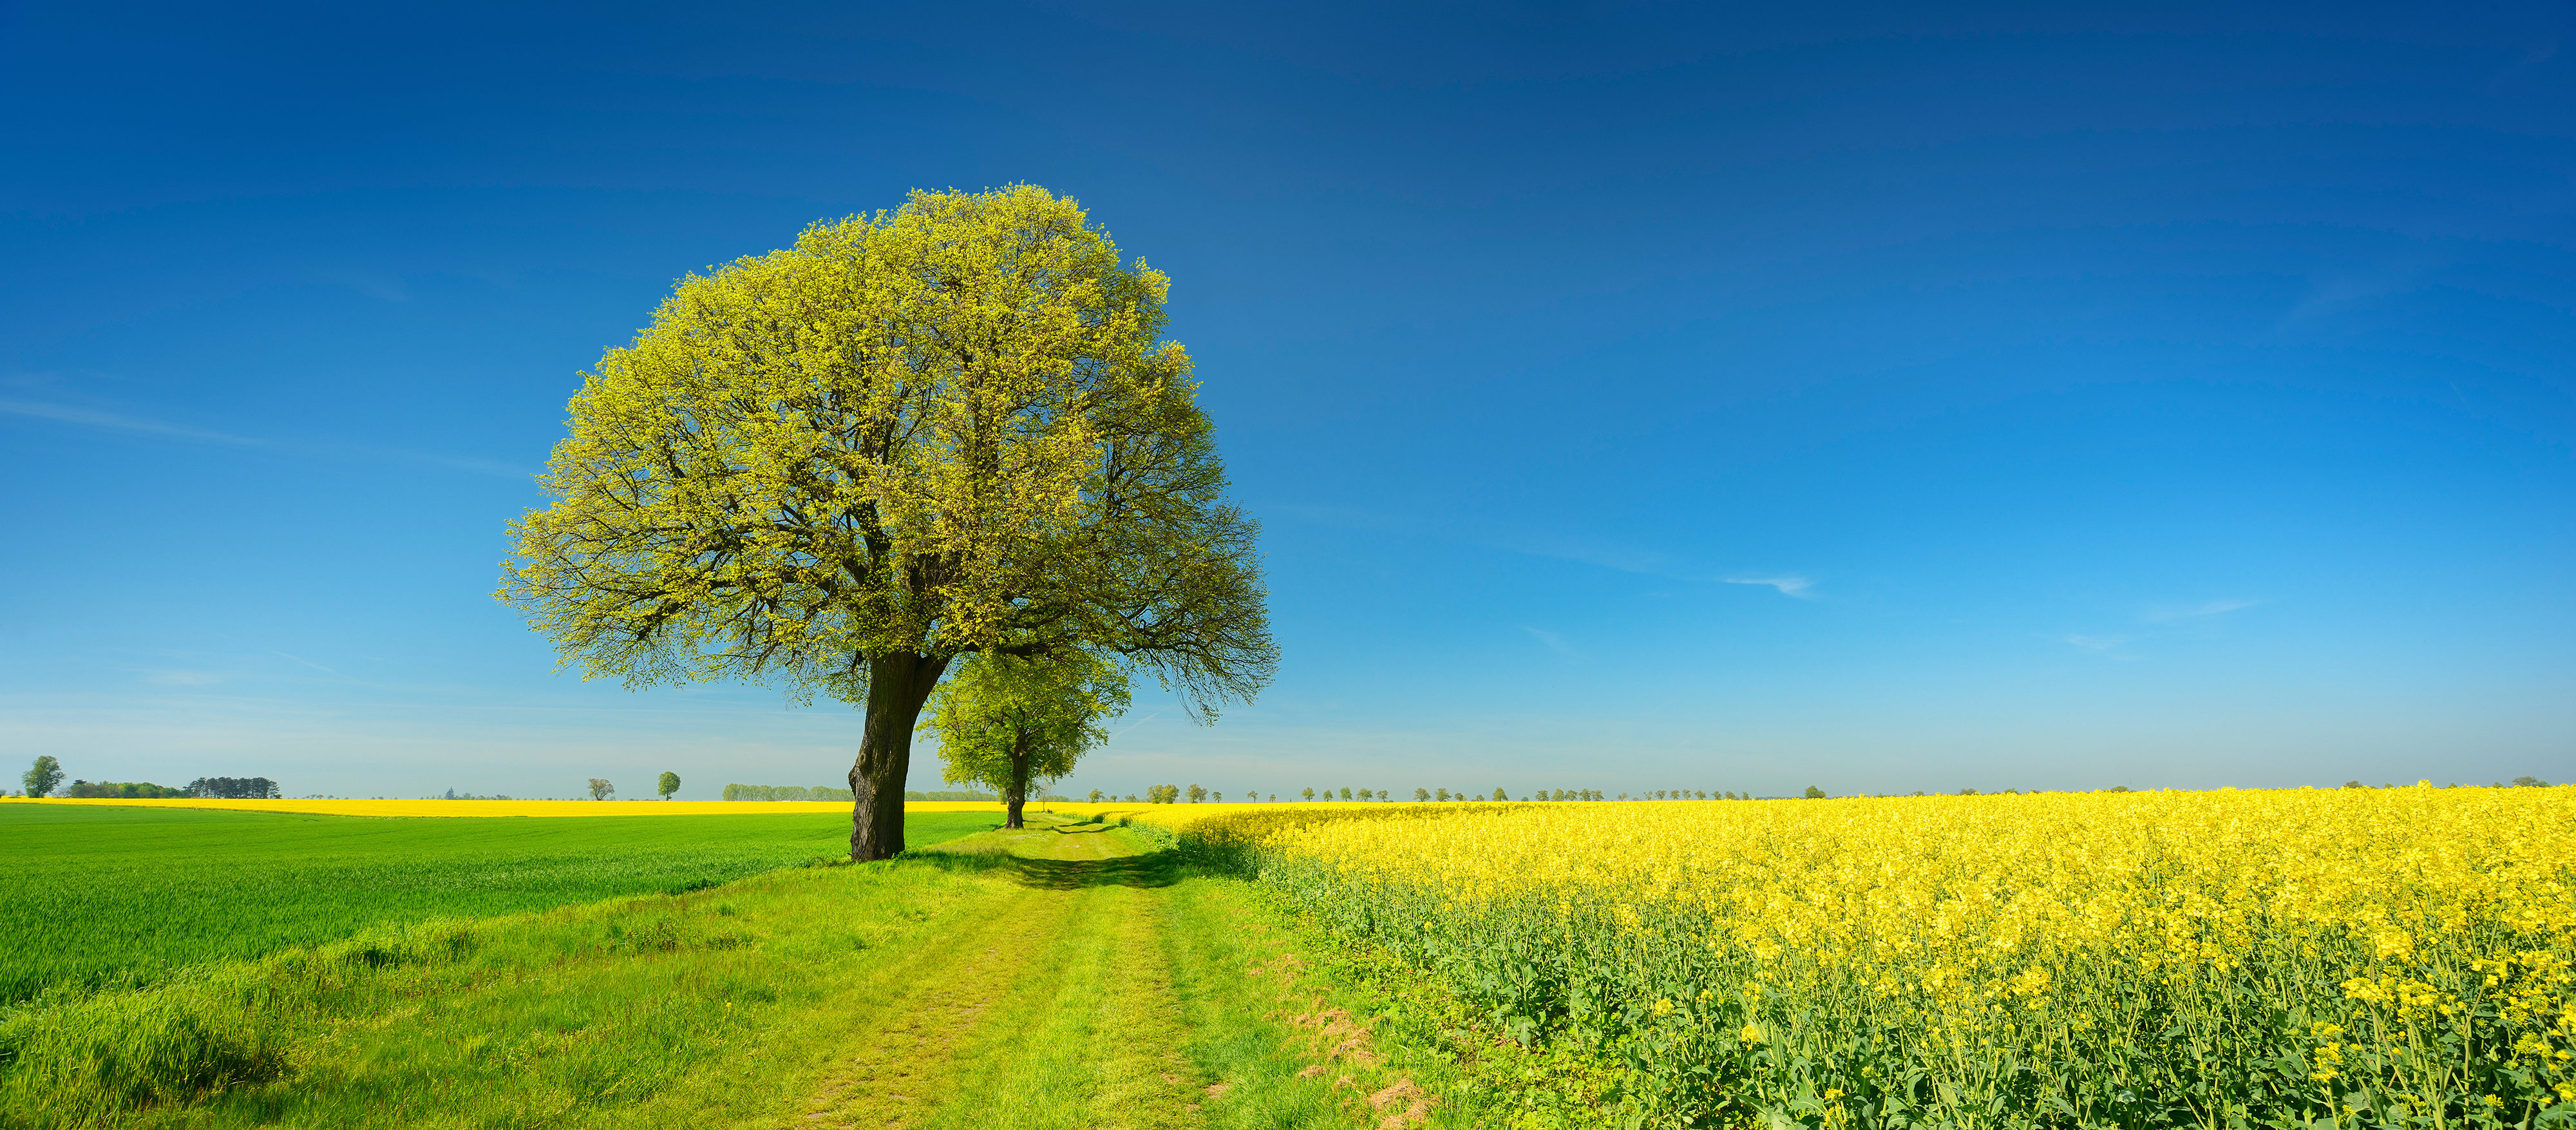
1186;783;1208;803
22;756;63;798
2344;780;2365;789
1245;784;1257;801
1087;789;1104;802
589;778;615;801
1804;785;1827;799
2514;776;2550;788
1333;787;1347;800
1412;787;1429;801
1267;794;1276;801
657;771;681;800
1300;787;1314;801
925;650;1129;829
1491;788;1508;801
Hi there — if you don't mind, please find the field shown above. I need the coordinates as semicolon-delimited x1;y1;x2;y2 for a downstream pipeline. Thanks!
0;802;1511;1130
11;789;2571;1129
1184;787;2576;1128
0;803;996;1002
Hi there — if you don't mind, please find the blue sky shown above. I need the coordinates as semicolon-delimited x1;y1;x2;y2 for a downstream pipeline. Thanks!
4;1;2571;800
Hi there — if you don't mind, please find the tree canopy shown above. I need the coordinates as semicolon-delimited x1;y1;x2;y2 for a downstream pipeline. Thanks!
499;185;1274;858
923;649;1127;828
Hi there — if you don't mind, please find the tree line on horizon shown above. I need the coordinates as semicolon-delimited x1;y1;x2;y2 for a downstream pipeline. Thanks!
11;759;281;800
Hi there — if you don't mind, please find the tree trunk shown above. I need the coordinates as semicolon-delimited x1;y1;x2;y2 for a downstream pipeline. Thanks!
848;651;952;861
1004;731;1031;830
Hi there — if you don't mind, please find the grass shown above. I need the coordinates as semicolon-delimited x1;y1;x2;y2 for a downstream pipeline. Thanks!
0;803;996;1002
0;812;1525;1130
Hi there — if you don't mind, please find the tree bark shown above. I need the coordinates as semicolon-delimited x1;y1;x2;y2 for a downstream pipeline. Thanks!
848;651;952;860
1004;731;1031;830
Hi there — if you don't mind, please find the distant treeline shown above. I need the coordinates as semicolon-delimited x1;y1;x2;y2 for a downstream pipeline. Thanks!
59;777;279;800
62;781;189;798
718;785;1008;801
721;784;851;801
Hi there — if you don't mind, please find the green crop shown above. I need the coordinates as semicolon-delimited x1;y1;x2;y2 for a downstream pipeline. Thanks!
0;805;994;1002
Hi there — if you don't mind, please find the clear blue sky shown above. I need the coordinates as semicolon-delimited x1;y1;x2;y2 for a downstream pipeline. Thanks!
5;1;2571;800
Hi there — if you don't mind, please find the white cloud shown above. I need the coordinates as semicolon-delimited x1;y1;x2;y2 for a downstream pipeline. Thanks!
1724;576;1815;599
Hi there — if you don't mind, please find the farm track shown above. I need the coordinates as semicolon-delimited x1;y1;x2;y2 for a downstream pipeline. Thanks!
785;820;1208;1130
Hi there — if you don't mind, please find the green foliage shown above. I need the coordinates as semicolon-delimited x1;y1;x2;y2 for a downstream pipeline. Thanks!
63;780;190;799
587;778;614;801
656;771;681;800
20;756;62;798
721;783;860;801
1803;785;1827;799
922;650;1128;809
184;776;279;800
0;805;993;1004
1144;785;1179;803
495;184;1274;713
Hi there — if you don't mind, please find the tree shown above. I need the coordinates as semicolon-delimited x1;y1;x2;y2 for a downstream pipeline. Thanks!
22;756;62;798
1300;787;1314;801
925;650;1128;829
498;186;1278;861
2513;776;2550;788
1804;785;1827;799
1087;789;1104;802
1491;788;1508;801
658;771;681;800
589;778;616;801
1186;783;1208;803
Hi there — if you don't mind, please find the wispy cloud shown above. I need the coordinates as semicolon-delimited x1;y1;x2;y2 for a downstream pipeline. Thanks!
1522;626;1579;658
352;445;537;479
2060;633;2130;652
0;399;260;445
1;397;535;477
1724;576;1815;599
2143;599;2259;622
1521;537;1672;575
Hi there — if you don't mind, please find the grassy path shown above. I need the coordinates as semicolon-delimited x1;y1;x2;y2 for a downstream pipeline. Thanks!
780;818;1428;1130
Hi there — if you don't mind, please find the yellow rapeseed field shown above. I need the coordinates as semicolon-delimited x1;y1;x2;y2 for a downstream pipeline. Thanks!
1185;787;2576;1129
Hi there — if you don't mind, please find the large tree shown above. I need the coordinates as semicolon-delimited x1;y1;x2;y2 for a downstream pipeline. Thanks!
499;186;1274;859
924;650;1128;830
